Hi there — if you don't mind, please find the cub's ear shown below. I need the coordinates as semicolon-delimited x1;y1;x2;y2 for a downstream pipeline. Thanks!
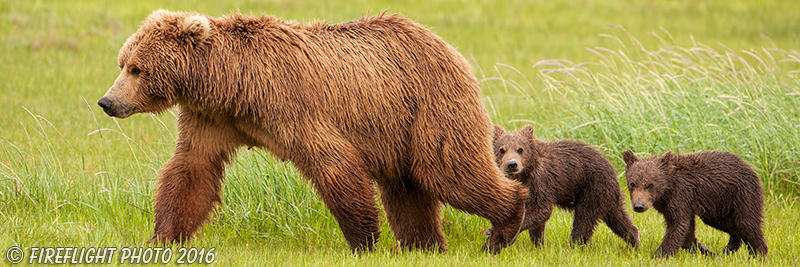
179;14;211;45
520;125;536;140
492;125;505;143
622;149;638;166
659;150;677;170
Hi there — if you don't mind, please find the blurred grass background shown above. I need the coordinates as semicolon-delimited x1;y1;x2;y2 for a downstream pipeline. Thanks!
1;0;799;265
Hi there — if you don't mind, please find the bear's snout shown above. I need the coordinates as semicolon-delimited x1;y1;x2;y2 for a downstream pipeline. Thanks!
97;96;134;118
97;96;119;117
98;97;113;111
632;203;647;213
505;160;519;173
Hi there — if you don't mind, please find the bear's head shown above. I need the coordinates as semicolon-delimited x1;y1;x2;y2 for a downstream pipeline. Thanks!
492;125;539;179
622;150;676;213
98;10;211;118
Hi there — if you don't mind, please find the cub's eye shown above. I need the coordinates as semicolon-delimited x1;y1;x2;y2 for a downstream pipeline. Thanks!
517;148;524;154
646;184;654;189
130;67;141;75
629;183;635;188
499;148;506;154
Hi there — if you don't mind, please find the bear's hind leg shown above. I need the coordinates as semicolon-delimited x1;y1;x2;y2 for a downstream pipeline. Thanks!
730;202;767;256
378;179;446;252
602;204;640;248
739;225;768;256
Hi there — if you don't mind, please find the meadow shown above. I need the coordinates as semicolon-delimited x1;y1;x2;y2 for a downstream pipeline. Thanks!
2;0;799;265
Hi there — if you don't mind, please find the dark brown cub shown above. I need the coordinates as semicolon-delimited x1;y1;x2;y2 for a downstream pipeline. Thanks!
623;150;768;258
488;125;639;249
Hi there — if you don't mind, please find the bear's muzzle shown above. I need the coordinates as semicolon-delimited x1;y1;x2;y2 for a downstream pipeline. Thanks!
97;96;134;118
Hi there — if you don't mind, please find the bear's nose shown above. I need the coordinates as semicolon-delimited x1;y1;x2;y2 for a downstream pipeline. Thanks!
632;203;645;213
505;160;518;172
98;97;113;110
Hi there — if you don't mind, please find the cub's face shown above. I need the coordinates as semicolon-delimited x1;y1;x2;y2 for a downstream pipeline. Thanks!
622;150;675;213
98;10;210;118
492;125;537;178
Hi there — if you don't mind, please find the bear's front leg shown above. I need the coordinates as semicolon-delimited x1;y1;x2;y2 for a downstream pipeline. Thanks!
521;199;553;247
653;210;693;258
528;223;547;247
148;110;240;245
682;218;715;256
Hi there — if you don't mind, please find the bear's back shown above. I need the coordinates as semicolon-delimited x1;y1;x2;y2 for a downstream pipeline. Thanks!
675;151;760;186
539;140;615;180
673;151;763;214
532;140;617;207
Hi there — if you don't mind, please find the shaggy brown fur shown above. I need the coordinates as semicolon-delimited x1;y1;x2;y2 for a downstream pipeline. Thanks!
97;10;529;253
622;150;768;258
488;125;639;248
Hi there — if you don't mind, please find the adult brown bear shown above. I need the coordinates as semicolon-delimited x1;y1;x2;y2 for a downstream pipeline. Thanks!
98;10;528;253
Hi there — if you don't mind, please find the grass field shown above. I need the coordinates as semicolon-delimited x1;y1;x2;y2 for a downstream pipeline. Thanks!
2;0;800;265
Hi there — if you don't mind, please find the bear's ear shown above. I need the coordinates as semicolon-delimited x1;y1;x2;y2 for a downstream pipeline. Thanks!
659;150;676;171
622;149;638;166
179;14;211;45
520;125;536;140
492;125;505;143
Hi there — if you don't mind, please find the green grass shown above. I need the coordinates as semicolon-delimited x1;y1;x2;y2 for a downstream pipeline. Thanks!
2;0;800;265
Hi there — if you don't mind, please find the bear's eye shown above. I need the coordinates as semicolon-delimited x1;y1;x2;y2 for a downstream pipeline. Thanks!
130;67;141;75
517;148;523;154
629;182;635;188
646;184;654;189
499;148;506;154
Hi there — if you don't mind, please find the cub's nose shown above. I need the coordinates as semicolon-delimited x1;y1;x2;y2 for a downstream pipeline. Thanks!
505;160;518;172
97;97;113;110
633;203;646;213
